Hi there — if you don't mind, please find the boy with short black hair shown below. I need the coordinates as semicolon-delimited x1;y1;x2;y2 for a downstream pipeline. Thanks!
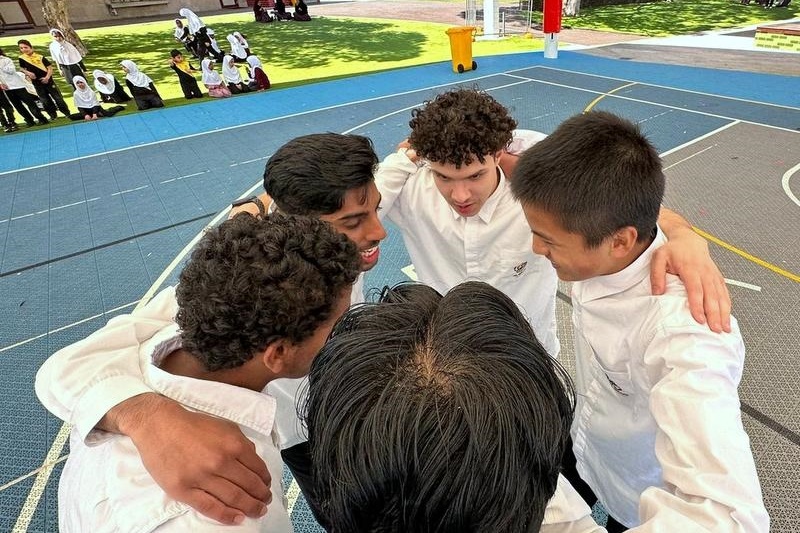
169;49;202;99
510;110;769;532
18;39;71;120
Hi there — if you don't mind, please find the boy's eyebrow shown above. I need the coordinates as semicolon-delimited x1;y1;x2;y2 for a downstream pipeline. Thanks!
335;193;382;221
531;229;554;241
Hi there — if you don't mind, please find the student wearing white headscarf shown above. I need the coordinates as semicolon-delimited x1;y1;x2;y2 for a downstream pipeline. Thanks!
226;34;247;62
178;8;205;36
221;55;250;94
48;29;86;86
120;60;164;110
92;69;132;104
204;29;225;62
69;76;125;121
233;32;252;56
200;59;231;98
173;19;197;58
246;55;270;91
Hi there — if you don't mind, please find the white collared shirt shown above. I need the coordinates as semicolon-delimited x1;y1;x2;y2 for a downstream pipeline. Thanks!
571;228;768;531
375;150;560;357
57;323;293;533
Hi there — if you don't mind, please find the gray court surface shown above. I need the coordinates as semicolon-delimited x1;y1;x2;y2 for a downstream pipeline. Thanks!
0;53;798;532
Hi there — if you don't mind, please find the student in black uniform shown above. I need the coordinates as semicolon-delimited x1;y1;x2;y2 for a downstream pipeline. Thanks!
121;60;164;111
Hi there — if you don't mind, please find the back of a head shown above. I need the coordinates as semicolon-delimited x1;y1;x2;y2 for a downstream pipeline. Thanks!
408;88;517;167
175;213;360;372
510;111;665;247
305;281;574;533
263;133;378;216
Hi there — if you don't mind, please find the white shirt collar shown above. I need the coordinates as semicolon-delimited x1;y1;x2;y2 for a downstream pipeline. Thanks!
575;225;665;303
449;166;506;224
142;324;277;437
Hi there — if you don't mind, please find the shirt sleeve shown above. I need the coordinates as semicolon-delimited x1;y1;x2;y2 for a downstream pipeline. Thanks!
508;129;548;154
374;149;420;226
540;474;607;533
632;320;769;532
34;286;180;445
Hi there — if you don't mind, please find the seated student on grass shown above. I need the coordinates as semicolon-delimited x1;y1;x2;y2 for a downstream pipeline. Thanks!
227;33;248;63
293;0;312;21
305;280;605;533
69;75;123;121
273;0;294;20
169;49;202;99
510;111;770;532
93;69;132;104
201;58;231;98
121;60;164;110
234;32;252;57
204;29;225;62
17;39;71;120
246;55;270;91
221;54;250;94
254;1;274;23
173;18;197;58
54;212;360;533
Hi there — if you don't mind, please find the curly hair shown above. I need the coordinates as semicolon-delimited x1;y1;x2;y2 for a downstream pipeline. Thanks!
408;88;517;167
175;213;360;372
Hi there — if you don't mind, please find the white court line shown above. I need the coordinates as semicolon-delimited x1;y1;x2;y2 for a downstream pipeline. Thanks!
660;121;739;157
0;299;140;354
781;162;800;208
110;185;149;196
725;278;762;292
0;197;101;225
528;65;800;112
663;145;718;170
286;479;301;514
230;156;269;167
0;71;512;179
160;170;209;184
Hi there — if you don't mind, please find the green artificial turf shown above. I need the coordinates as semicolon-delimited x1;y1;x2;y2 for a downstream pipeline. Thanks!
566;0;800;36
0;13;539;129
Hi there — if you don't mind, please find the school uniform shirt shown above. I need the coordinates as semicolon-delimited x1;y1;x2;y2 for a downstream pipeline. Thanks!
0;56;27;90
57;322;293;533
18;54;53;86
570;227;769;531
37;284;603;533
376;150;560;357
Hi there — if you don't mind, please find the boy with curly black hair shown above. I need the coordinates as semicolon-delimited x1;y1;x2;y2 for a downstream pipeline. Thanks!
377;87;731;362
56;213;360;533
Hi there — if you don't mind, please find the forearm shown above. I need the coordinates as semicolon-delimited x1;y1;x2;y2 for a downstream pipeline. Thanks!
657;206;693;237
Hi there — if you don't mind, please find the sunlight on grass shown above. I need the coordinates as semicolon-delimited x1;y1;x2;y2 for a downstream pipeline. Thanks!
567;0;800;36
0;12;539;121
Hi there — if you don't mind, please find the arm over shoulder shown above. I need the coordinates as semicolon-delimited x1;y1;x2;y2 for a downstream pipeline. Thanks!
35;286;179;443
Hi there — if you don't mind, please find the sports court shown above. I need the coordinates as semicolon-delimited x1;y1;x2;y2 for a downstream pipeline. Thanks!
0;47;798;531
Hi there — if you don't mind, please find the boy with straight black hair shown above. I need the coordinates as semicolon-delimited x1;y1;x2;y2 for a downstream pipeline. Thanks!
510;110;769;532
305;281;604;532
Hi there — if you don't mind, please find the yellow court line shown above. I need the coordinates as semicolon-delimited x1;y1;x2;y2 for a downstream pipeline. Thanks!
583;82;638;112
693;227;800;283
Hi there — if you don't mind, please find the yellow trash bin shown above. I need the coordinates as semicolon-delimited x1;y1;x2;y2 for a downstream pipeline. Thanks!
446;26;477;74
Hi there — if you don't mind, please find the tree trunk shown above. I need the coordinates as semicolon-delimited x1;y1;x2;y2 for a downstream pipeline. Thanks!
41;0;88;56
563;0;581;16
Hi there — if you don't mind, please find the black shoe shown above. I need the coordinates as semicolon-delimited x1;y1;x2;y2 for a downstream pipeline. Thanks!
25;121;36;127
3;126;11;133
49;114;58;120
38;118;49;125
10;124;18;131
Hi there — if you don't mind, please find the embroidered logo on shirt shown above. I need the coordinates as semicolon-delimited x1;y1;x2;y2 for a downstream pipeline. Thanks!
605;374;630;396
513;261;527;276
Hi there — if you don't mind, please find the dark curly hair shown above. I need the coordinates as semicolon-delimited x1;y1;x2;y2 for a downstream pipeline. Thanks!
408;88;517;167
175;213;360;372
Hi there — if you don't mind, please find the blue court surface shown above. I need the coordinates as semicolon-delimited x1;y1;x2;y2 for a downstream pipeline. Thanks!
1;50;799;531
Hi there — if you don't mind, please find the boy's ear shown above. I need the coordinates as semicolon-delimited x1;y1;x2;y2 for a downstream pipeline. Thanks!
609;226;639;257
261;339;292;375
